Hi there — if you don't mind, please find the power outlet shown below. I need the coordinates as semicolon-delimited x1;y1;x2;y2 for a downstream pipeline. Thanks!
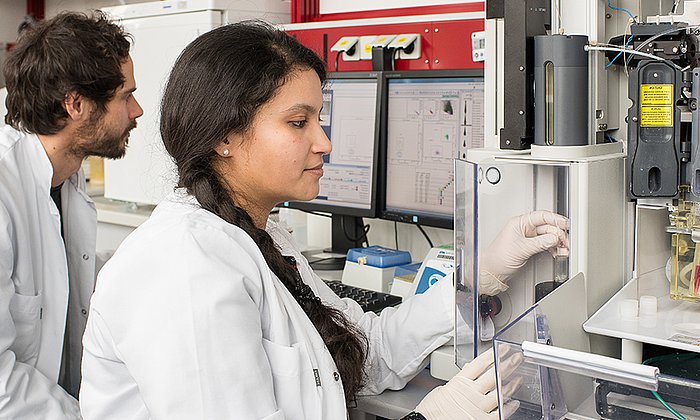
389;34;421;60
359;36;377;60
330;36;360;61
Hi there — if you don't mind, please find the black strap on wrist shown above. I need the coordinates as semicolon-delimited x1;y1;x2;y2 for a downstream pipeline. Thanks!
400;412;427;420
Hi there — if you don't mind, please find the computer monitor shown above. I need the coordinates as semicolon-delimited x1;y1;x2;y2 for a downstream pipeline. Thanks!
280;72;382;266
379;70;485;229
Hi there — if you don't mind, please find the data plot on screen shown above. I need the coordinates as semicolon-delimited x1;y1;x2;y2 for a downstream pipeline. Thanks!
383;75;484;226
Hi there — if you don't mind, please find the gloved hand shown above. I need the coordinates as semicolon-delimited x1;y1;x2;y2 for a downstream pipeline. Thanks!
414;347;523;420
479;210;569;295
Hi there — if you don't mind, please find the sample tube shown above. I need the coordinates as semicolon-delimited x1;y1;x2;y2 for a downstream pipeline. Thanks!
554;248;569;284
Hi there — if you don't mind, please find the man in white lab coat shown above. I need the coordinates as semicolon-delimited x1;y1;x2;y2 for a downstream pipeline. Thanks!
0;86;6;127
0;11;142;418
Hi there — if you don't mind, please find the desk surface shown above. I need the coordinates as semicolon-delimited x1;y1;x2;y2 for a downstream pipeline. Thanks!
352;369;445;419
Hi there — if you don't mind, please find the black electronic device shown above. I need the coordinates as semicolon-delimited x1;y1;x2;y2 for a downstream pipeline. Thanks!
607;22;700;199
280;72;383;269
378;69;485;229
594;353;700;419
488;0;551;150
324;280;402;313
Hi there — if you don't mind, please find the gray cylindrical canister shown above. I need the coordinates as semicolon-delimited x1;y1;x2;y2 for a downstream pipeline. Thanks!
534;35;589;146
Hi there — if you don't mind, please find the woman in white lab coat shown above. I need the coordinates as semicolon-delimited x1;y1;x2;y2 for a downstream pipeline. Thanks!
80;21;568;420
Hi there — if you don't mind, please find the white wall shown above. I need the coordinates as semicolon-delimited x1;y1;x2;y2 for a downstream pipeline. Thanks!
288;210;453;263
45;0;152;17
319;0;481;15
0;1;156;87
0;0;27;87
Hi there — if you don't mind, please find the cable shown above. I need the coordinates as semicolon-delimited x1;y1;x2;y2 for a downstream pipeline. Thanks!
553;0;564;34
607;0;636;23
672;0;682;14
651;391;686;420
341;217;370;245
586;45;684;70
625;24;700;67
334;51;341;72
643;353;698;365
605;34;634;68
642;354;695;420
295;208;332;218
394;221;399;250
623;18;633;76
416;224;434;248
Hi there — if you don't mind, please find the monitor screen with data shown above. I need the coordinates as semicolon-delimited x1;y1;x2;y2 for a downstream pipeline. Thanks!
380;70;484;229
281;72;381;218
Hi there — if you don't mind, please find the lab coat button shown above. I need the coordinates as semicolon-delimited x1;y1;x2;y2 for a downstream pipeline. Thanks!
333;372;340;381
81;308;87;316
82;254;89;260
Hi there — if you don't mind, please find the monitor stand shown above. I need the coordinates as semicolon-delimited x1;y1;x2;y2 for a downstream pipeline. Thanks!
302;215;366;271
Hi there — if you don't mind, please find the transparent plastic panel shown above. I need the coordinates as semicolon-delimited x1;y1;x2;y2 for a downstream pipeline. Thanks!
494;273;700;420
455;152;571;367
495;334;700;419
494;274;595;420
454;159;478;365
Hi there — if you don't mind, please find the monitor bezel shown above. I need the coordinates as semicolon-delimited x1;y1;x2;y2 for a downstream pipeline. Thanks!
378;69;485;230
280;71;383;218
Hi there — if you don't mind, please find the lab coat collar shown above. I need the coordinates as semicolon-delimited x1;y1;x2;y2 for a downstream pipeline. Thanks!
168;187;201;207
167;188;286;239
1;126;54;196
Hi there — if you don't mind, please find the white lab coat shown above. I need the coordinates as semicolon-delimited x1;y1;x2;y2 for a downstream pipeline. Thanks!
0;125;97;418
80;190;454;420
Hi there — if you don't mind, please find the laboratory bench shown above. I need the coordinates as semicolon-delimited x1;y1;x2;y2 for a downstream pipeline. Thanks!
349;369;445;420
92;191;154;252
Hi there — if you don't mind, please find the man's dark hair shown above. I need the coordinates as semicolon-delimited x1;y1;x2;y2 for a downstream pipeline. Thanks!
3;11;131;133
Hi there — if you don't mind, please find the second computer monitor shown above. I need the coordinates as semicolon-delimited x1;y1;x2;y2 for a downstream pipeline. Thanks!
380;70;485;229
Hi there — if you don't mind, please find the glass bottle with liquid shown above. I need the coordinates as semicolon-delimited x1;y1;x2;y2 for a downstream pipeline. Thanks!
554;247;569;284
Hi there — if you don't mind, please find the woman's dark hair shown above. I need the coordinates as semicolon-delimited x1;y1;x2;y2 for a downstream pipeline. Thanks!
3;11;131;133
160;21;368;402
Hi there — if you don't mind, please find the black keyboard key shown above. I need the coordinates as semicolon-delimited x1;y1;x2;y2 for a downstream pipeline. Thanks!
324;281;402;313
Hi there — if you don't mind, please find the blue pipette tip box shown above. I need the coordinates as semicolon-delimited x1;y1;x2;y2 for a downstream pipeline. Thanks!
346;246;412;268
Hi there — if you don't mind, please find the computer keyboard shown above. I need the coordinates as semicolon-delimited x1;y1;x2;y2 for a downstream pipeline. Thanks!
324;281;403;313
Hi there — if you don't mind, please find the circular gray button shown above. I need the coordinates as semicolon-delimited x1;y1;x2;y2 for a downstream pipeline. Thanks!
485;167;501;185
82;254;89;260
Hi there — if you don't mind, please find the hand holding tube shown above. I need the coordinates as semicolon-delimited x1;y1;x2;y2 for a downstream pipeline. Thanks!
479;210;569;295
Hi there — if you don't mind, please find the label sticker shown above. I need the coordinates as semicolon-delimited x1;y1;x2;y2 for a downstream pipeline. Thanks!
668;334;700;346
640;84;674;127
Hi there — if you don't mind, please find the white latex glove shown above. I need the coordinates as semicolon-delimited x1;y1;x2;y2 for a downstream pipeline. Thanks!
415;348;523;420
479;210;569;295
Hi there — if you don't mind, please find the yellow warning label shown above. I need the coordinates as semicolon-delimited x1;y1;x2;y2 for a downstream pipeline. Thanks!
640;106;674;127
640;84;674;127
641;84;673;105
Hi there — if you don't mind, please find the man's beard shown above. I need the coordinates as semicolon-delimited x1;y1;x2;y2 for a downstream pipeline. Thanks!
71;113;137;160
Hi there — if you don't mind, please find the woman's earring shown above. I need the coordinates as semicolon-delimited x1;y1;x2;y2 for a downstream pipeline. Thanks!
223;149;230;156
